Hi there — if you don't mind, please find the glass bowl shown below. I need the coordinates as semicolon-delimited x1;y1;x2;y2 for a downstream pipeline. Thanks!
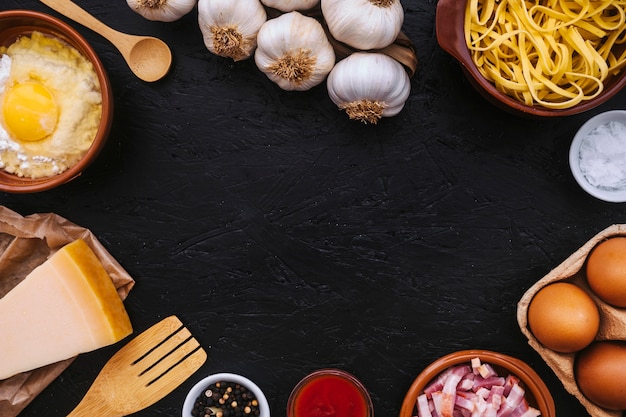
287;368;374;417
569;110;626;202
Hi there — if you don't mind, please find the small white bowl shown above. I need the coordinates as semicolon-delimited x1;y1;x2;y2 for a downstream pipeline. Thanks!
182;373;270;417
569;110;626;202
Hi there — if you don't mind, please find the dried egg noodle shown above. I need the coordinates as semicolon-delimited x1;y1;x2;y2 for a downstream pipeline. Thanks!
464;0;626;109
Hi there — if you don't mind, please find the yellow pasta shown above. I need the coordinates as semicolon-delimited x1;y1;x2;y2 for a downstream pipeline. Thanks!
464;0;626;109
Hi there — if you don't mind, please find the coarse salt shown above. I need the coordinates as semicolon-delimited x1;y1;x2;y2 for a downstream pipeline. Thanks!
579;120;626;191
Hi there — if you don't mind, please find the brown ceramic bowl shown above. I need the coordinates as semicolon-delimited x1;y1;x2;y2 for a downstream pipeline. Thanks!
436;0;626;117
399;350;556;417
0;10;112;193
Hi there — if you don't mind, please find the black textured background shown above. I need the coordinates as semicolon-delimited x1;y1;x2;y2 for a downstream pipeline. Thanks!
2;0;624;416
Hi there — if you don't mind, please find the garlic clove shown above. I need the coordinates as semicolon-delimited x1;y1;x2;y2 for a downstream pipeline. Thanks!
321;0;404;50
126;0;197;22
198;0;267;62
327;52;411;124
260;0;320;12
254;11;335;91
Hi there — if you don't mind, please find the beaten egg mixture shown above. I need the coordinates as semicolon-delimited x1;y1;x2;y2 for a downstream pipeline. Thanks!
0;31;102;178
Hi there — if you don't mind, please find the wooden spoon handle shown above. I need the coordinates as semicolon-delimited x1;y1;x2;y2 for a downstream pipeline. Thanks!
38;0;128;51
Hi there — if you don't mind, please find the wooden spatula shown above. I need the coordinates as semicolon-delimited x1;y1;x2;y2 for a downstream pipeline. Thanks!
67;315;207;416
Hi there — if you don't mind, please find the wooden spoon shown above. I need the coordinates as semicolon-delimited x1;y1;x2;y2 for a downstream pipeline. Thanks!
39;0;172;82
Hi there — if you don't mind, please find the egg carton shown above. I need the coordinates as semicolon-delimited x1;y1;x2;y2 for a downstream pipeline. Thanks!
517;224;626;417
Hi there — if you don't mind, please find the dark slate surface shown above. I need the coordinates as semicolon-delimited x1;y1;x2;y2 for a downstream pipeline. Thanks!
2;1;624;416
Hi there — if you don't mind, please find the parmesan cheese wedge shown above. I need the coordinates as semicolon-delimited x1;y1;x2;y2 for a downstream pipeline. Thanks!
0;239;133;380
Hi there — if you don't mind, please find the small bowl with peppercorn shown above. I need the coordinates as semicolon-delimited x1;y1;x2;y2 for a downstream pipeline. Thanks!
182;373;270;417
569;110;626;203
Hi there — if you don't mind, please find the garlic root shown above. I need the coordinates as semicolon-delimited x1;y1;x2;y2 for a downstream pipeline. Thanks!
327;52;411;124
266;49;317;84
198;0;267;61
340;100;388;125
255;11;335;91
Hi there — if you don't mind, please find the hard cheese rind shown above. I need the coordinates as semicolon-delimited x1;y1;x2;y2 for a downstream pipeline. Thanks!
0;239;133;380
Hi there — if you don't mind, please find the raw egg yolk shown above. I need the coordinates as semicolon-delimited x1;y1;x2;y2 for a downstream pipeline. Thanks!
2;81;59;142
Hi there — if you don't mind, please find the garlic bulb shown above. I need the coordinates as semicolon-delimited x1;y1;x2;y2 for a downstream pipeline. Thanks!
255;11;335;91
260;0;320;12
126;0;197;22
321;0;404;50
198;0;267;62
327;52;410;124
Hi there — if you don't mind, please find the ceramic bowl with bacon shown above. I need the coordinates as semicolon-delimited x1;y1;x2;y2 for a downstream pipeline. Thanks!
399;350;555;417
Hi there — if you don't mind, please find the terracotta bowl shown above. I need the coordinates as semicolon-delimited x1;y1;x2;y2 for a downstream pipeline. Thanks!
0;9;112;193
435;0;626;117
399;350;556;417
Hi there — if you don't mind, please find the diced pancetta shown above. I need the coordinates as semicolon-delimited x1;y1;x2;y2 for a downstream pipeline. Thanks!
418;393;433;417
459;373;475;391
415;358;541;417
474;376;506;390
477;363;498;378
424;367;455;397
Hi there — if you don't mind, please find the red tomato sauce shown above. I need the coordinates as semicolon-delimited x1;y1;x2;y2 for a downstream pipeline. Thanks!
293;373;369;417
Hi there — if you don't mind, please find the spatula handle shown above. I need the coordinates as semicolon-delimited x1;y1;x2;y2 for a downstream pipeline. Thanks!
66;394;121;417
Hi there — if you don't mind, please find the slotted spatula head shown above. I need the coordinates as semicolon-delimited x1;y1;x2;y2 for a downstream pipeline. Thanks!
67;315;207;417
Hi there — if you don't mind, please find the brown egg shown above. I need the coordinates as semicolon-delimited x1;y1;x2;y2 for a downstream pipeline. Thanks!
587;237;626;307
575;341;626;410
527;282;599;353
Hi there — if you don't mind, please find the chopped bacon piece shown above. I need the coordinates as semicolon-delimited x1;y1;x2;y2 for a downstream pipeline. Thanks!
455;393;476;411
440;365;471;417
474;376;506;390
417;393;433;417
458;373;475;391
477;363;498;378
424;367;455;397
503;374;521;396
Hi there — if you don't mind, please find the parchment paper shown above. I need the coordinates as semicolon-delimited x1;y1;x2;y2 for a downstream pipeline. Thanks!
517;224;626;417
0;205;135;417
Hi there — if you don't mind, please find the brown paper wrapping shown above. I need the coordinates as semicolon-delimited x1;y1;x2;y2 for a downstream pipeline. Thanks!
517;224;626;417
0;205;135;417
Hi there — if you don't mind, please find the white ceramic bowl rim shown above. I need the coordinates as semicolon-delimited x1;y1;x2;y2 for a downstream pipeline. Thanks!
569;110;626;203
182;372;270;417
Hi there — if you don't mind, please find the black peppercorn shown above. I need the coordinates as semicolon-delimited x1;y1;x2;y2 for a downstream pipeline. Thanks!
190;381;261;417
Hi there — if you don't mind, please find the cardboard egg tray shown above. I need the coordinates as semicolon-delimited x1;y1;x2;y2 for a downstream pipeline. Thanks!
517;224;626;417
